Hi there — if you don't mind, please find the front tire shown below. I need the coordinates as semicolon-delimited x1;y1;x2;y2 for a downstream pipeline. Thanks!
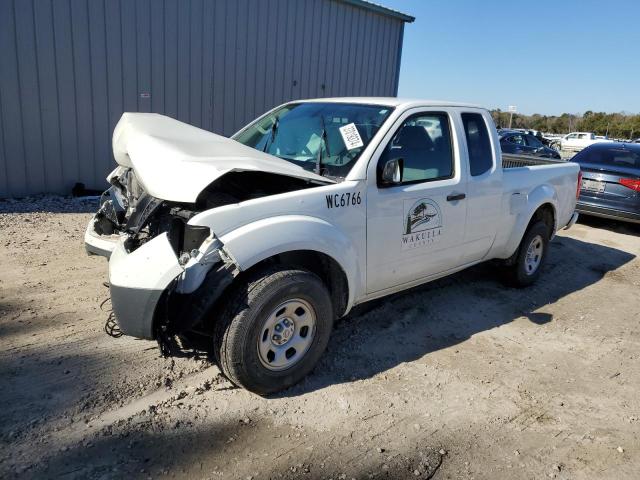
213;266;333;395
504;221;550;287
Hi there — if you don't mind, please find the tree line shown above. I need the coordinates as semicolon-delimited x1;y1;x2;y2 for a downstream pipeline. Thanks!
491;109;640;139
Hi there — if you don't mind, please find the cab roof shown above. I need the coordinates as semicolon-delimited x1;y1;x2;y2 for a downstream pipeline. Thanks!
298;97;484;110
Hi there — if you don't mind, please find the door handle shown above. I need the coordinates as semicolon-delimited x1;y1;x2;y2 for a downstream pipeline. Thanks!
446;193;466;202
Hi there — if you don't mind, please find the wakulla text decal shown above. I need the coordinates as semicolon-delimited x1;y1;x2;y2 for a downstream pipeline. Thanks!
401;198;443;250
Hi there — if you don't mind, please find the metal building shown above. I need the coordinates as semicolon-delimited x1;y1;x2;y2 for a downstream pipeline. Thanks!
0;0;413;197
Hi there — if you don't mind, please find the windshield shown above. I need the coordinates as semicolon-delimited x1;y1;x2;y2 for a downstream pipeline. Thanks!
233;102;393;179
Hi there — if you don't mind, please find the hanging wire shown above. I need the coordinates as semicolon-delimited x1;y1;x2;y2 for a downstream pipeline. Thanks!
100;287;123;338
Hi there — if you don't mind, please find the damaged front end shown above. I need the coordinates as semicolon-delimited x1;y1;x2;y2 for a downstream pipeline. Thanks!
86;112;333;351
87;165;325;349
87;167;239;346
108;230;238;350
84;166;145;257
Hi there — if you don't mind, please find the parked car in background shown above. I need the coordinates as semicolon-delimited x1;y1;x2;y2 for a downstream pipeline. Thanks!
574;143;640;223
542;133;563;147
508;128;540;137
559;132;612;152
508;128;558;147
499;130;561;159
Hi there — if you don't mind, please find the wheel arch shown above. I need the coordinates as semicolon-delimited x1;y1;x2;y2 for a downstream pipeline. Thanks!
503;185;558;260
240;249;350;319
527;202;556;238
219;215;361;317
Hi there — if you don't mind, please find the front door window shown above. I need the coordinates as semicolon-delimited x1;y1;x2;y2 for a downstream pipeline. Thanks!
379;113;454;184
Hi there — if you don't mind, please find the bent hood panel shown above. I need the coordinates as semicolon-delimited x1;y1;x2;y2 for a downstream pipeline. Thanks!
112;113;332;203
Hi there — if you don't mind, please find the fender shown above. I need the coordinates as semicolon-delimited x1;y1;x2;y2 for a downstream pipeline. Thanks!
502;183;558;259
218;215;361;312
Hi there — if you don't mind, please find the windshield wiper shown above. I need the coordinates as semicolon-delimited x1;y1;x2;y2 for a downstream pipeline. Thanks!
263;117;279;153
315;116;330;175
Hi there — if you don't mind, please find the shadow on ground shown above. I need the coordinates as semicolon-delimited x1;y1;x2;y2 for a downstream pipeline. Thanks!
577;214;640;236
0;228;635;478
18;415;443;480
279;234;634;396
154;233;635;396
1;234;634;437
0;299;74;338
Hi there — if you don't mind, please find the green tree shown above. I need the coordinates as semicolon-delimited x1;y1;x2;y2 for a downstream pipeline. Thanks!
490;108;640;139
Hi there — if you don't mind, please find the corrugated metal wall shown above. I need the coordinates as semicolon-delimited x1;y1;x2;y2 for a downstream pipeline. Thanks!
0;0;407;197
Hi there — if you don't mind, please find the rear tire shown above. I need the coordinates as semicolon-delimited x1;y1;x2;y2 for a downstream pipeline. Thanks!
503;221;550;288
213;266;333;395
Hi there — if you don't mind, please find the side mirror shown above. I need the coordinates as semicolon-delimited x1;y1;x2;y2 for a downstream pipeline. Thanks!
378;157;403;186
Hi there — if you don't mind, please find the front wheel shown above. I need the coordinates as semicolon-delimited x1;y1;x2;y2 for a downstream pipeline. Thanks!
503;221;550;287
213;266;333;395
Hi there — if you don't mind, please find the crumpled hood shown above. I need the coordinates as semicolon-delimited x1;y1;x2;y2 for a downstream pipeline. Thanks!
112;113;333;203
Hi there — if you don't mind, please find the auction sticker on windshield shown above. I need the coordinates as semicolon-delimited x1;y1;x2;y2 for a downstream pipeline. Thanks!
339;123;364;150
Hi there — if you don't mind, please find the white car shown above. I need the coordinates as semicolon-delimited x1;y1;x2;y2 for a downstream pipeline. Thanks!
560;132;612;152
86;98;580;394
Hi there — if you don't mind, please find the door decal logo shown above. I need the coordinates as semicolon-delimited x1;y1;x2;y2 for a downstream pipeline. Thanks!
402;198;442;250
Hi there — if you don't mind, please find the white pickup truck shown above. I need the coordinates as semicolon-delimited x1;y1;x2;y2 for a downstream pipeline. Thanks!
85;98;580;394
559;132;612;152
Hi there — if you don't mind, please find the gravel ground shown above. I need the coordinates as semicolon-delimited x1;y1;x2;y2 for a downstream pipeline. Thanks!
559;150;575;161
1;195;639;479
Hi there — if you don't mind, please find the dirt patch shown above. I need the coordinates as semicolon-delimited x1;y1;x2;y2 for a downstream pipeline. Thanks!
1;197;639;479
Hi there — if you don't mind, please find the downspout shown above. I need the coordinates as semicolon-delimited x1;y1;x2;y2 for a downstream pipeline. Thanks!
394;23;405;96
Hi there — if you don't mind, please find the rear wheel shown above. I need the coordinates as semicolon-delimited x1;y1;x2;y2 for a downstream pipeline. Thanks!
504;221;550;287
213;266;333;395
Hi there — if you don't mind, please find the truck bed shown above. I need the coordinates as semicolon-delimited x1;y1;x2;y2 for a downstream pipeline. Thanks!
499;153;580;245
501;153;565;168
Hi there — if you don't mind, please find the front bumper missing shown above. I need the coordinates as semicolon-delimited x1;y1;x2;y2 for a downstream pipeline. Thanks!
108;233;184;339
88;181;238;341
107;231;237;341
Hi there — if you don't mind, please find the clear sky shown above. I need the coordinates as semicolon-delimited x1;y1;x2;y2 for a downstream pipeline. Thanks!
380;0;640;115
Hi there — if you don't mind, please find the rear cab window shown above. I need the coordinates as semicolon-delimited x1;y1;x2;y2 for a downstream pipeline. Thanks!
461;113;493;176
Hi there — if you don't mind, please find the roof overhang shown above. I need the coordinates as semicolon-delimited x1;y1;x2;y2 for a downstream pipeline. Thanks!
338;0;415;23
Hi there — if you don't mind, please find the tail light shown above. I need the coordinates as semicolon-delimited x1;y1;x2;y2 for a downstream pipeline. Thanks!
619;178;640;192
576;171;582;199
